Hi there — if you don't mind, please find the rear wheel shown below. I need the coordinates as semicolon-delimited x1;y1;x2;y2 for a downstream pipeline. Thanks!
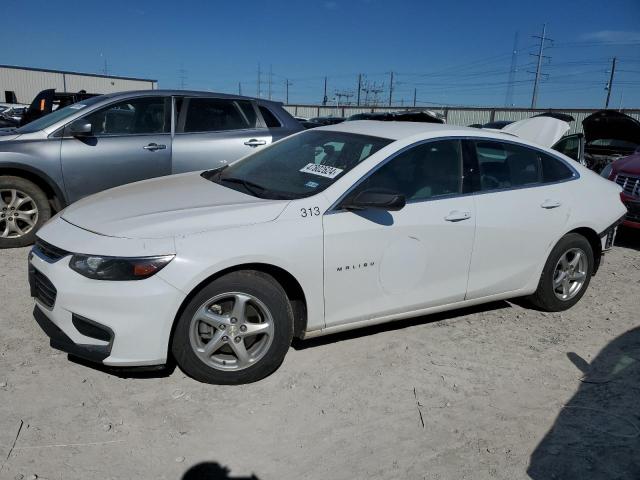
171;270;293;384
529;233;594;312
0;176;51;249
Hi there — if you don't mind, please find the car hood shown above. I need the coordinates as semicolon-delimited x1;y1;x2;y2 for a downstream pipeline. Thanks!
0;128;20;141
582;110;640;145
61;172;290;239
501;117;570;147
612;152;640;176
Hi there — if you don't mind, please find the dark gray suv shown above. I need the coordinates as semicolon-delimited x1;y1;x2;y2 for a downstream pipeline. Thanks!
0;90;301;247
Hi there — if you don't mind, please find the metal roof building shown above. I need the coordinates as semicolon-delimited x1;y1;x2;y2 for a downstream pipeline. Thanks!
0;65;157;105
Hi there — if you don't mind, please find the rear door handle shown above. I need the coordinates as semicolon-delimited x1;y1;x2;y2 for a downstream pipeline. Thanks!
143;143;166;151
541;199;562;209
244;139;267;147
444;211;472;222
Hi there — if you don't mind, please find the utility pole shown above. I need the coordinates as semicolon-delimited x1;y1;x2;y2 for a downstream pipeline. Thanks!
285;79;293;104
257;63;261;98
388;71;394;106
323;76;328;105
413;88;417;107
605;57;617;109
238;82;242;96
530;24;552;108
356;74;362;106
268;64;273;100
505;31;519;107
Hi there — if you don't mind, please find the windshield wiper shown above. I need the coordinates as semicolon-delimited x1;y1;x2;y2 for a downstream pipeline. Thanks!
219;176;268;197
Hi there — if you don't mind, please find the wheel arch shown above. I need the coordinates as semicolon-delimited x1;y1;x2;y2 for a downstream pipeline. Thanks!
0;164;67;212
566;226;602;274
169;262;309;355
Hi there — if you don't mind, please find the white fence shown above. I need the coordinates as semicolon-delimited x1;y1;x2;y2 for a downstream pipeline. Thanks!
284;105;640;136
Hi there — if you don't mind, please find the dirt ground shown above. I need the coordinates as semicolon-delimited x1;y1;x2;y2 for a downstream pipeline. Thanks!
1;231;639;480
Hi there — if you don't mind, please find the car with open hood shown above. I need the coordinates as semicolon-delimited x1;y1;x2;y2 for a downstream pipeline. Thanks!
28;119;625;384
552;110;640;172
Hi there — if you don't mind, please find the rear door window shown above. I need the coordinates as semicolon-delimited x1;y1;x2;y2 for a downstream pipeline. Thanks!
474;140;541;191
181;98;258;133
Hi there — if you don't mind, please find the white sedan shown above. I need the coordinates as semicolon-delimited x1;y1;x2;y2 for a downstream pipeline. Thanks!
29;121;626;384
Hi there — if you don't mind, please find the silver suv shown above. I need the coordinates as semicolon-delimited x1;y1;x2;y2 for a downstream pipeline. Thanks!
0;90;302;247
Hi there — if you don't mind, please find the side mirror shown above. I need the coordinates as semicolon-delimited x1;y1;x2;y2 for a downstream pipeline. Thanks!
343;189;406;211
68;120;92;137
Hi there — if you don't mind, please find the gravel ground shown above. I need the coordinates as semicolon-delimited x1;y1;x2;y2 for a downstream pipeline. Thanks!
1;230;639;480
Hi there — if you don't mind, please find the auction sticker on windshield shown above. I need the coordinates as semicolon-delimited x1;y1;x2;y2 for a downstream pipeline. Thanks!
299;163;343;179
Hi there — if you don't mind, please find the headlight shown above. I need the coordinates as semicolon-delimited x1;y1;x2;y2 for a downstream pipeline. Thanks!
600;163;614;179
69;254;174;280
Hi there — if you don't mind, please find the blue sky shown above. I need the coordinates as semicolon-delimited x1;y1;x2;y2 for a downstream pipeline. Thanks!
2;0;639;108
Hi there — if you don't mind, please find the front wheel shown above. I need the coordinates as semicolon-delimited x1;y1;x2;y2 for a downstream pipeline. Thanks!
528;233;594;312
171;270;294;384
0;176;51;249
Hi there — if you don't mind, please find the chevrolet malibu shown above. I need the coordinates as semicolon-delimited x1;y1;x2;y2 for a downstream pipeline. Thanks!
29;121;626;384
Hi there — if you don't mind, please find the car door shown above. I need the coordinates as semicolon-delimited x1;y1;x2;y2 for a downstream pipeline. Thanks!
171;97;271;174
465;139;575;299
322;139;476;329
60;95;172;203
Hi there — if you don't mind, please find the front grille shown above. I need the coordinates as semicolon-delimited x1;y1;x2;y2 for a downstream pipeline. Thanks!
31;269;57;308
615;174;640;199
34;238;70;263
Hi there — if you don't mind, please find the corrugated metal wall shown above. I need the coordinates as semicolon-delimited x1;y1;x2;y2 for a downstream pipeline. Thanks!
0;66;156;104
285;105;640;135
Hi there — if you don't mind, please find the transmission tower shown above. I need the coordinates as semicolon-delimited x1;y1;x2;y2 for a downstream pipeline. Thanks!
528;24;553;108
178;67;187;89
505;31;519;106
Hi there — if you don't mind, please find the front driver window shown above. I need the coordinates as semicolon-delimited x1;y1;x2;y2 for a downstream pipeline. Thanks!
81;97;170;136
353;140;463;202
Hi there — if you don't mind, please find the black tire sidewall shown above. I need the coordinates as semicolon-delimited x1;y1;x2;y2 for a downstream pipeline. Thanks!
171;270;294;384
534;233;594;311
0;176;51;248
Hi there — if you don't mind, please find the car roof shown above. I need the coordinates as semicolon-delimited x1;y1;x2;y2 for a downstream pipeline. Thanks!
95;89;284;106
317;120;514;141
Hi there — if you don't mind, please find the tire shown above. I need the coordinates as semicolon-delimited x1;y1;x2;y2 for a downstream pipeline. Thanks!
0;176;51;249
528;233;594;312
171;270;294;384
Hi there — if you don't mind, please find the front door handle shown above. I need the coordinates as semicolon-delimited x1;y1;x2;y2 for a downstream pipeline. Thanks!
541;199;562;209
444;211;472;222
244;139;267;147
143;143;166;151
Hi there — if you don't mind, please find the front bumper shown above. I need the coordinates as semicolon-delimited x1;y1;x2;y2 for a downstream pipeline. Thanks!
29;236;186;367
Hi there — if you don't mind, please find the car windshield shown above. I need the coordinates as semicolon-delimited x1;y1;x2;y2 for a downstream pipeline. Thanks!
206;130;392;199
16;95;105;133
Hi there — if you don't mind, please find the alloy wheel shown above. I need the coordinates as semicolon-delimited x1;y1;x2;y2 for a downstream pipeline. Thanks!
189;292;275;371
0;189;39;239
552;248;588;301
